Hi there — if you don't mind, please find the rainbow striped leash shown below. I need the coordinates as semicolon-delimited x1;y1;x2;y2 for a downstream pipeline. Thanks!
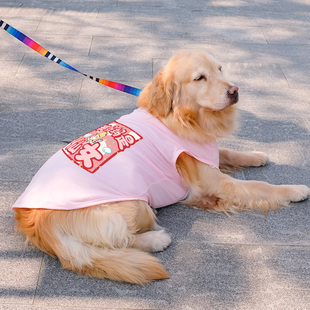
0;19;142;96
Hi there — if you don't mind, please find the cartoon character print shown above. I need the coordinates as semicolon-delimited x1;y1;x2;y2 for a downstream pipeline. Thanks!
86;132;107;144
62;121;142;173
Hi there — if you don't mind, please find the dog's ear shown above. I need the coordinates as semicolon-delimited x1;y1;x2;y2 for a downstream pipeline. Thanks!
137;69;174;118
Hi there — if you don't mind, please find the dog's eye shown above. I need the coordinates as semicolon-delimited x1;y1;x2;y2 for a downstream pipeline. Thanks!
194;75;206;81
219;66;222;72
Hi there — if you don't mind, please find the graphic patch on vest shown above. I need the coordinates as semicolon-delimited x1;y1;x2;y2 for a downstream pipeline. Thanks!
62;121;142;173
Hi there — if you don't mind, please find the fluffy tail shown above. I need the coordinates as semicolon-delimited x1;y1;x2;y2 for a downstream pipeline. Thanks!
59;240;169;284
15;208;169;284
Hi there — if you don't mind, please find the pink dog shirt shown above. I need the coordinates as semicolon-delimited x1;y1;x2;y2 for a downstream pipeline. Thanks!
12;108;219;210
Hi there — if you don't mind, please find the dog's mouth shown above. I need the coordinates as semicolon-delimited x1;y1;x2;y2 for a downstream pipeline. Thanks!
204;103;237;113
215;86;238;111
215;92;239;112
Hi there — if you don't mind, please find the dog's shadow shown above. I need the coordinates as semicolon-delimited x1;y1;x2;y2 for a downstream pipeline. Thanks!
235;110;309;144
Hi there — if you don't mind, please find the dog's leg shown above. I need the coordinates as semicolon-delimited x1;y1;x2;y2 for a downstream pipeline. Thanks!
178;153;310;214
193;162;310;213
219;148;269;173
56;200;158;249
89;202;172;253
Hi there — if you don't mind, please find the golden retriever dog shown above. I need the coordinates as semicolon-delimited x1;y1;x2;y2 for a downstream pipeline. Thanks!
14;50;310;284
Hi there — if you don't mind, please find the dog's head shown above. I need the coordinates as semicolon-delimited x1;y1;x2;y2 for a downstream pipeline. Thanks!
138;50;238;142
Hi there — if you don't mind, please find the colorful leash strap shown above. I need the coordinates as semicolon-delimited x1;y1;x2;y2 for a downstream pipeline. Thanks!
0;19;142;96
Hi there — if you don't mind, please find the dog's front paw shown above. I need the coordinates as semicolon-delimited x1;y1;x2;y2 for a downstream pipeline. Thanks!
281;185;310;203
289;185;310;202
251;151;269;167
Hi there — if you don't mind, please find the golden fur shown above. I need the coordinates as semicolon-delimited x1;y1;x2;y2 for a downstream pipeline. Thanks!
15;50;310;284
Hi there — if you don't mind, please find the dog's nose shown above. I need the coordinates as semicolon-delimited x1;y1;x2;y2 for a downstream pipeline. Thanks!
227;86;239;104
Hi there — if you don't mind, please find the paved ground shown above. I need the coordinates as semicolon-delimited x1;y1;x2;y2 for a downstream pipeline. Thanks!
0;0;310;309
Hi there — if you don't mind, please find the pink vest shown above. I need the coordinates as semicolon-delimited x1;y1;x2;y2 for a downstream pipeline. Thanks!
12;108;219;210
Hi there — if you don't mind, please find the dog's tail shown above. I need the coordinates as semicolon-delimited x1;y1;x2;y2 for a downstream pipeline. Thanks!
58;240;170;284
15;208;169;284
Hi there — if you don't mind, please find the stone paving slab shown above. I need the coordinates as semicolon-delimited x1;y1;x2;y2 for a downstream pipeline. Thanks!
39;15;153;38
0;0;310;309
0;76;82;111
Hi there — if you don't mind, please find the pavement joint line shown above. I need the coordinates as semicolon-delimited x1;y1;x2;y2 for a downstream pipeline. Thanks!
32;254;46;306
208;242;310;248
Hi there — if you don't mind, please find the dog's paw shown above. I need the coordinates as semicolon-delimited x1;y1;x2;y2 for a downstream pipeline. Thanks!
281;185;310;203
251;151;269;167
150;230;172;252
134;230;172;252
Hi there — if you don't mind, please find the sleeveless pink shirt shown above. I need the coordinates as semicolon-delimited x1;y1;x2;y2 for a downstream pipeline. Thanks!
12;108;219;210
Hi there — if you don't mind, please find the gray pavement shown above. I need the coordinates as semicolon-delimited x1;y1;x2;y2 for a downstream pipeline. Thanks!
0;0;310;309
